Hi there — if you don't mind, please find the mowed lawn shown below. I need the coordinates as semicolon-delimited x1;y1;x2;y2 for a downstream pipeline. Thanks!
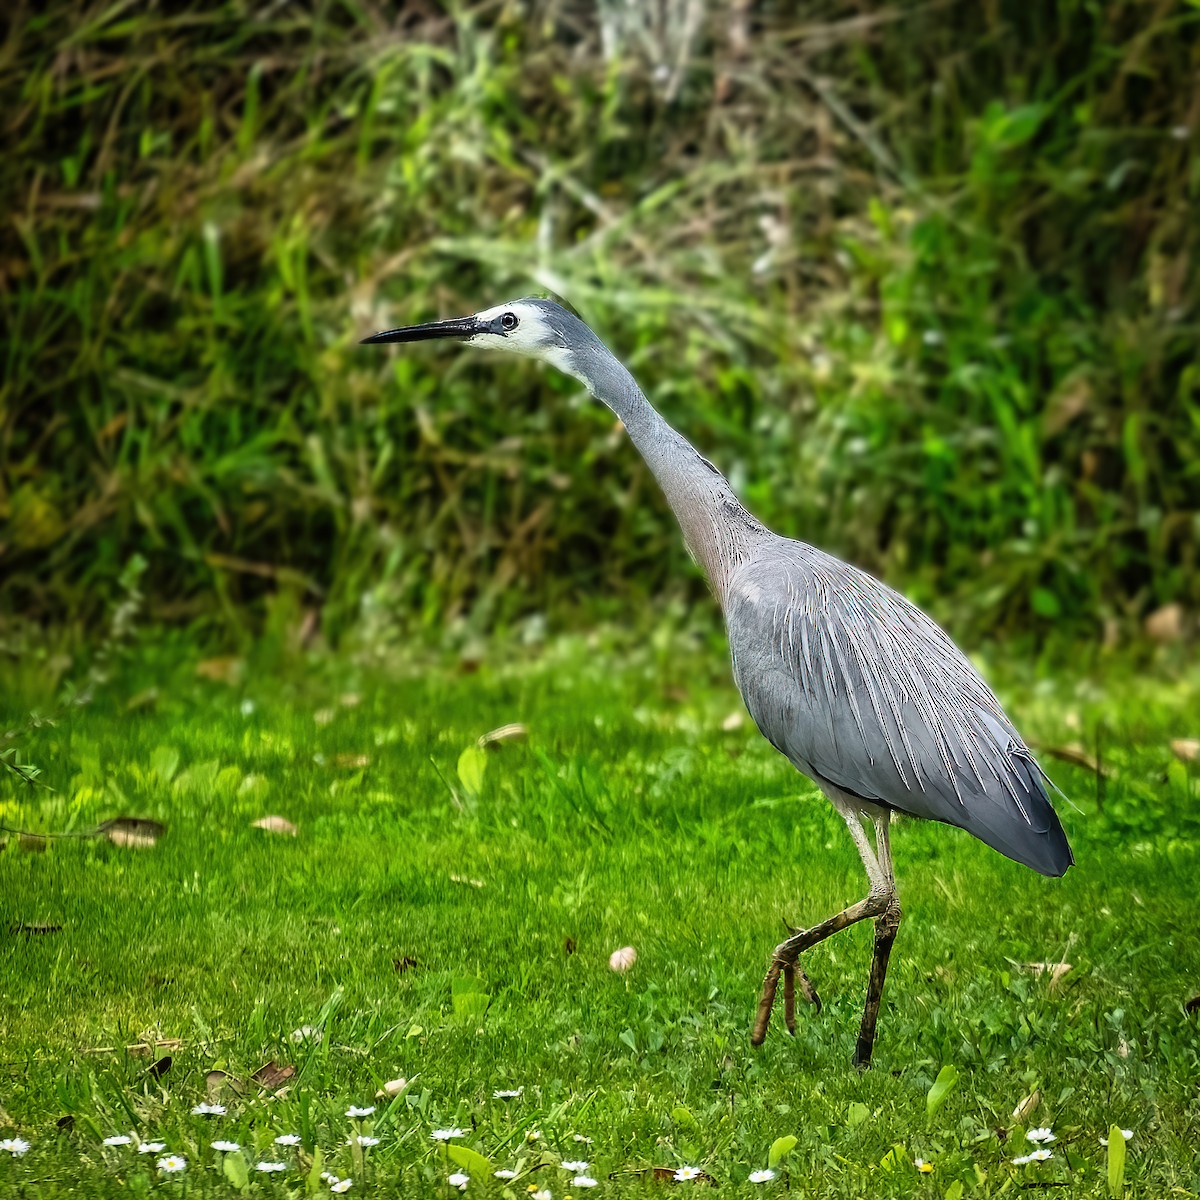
1;636;1198;1197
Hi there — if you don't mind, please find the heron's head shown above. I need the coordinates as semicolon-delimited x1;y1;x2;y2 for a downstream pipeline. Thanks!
362;297;594;384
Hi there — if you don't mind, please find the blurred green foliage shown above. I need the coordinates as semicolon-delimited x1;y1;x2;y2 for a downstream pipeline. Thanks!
1;1;1197;644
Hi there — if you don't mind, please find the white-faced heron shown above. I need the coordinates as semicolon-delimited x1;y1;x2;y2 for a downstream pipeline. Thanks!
363;297;1074;1067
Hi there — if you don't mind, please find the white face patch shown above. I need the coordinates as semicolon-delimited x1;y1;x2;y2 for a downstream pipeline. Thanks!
467;300;587;387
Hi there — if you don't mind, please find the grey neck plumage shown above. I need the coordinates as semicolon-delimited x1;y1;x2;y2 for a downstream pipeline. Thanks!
569;340;766;602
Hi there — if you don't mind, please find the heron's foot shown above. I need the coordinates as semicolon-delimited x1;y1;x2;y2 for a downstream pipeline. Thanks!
750;931;821;1046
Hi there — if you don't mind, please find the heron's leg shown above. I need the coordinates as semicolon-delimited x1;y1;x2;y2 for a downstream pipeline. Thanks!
853;816;902;1070
752;807;893;1048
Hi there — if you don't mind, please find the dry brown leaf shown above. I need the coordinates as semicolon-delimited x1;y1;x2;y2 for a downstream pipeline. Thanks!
99;817;166;848
393;956;419;973
205;1068;244;1098
195;657;244;684
18;834;48;853
251;815;298;837
1170;738;1200;762
377;1077;408;1099
339;693;361;708
1185;993;1200;1014
1144;602;1185;642
634;1167;716;1186
333;753;370;769
1022;961;1073;990
251;1061;296;1090
1012;1090;1041;1121
149;1056;172;1079
477;723;528;748
1035;742;1110;776
10;922;62;936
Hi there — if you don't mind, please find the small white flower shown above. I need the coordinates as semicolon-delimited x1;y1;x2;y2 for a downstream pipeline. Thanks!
158;1155;187;1173
103;1135;132;1147
1100;1129;1133;1146
748;1168;776;1183
674;1166;703;1181
573;1176;599;1188
1012;1154;1032;1166
448;1172;470;1190
345;1106;375;1118
257;1162;287;1172
493;1088;523;1099
494;1169;518;1179
191;1103;226;1116
138;1143;165;1154
1029;1148;1053;1162
532;1191;553;1200
240;699;256;716
355;1135;380;1147
211;1140;240;1153
1026;1128;1056;1144
526;1128;543;1143
0;1138;30;1157
292;1025;323;1044
275;1134;302;1146
331;1180;353;1194
561;1160;590;1172
431;1127;467;1141
572;1134;594;1144
608;946;637;972
320;1172;340;1183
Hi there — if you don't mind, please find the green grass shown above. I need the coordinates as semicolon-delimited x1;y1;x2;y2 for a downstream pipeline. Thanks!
2;636;1198;1196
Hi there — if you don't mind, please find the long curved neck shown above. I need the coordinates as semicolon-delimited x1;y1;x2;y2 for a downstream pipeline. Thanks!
576;348;765;602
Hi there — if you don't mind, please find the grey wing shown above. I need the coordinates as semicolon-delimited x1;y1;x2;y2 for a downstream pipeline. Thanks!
725;545;1073;877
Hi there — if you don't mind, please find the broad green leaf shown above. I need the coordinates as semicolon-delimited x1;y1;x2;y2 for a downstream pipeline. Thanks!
846;1101;870;1129
150;745;179;783
768;1135;797;1168
879;1143;907;1172
306;1147;325;1193
446;1143;494;1179
672;1106;698;1130
222;1152;249;1191
1107;1126;1126;1197
944;1181;964;1200
926;1064;960;1117
456;745;487;796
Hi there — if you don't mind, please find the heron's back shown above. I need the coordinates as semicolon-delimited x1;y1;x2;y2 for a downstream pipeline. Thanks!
724;541;1073;877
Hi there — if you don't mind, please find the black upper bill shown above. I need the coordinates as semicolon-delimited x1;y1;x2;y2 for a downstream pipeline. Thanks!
360;315;482;345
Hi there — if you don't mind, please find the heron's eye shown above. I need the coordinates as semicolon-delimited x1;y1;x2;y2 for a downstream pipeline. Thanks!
500;312;519;333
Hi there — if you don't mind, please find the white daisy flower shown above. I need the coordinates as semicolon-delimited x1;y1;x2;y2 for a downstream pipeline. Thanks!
275;1134;302;1146
572;1134;594;1144
748;1168;776;1183
1011;1154;1032;1166
138;1143;165;1154
355;1135;380;1147
331;1180;353;1194
257;1162;287;1172
0;1138;30;1157
1100;1129;1133;1145
157;1155;187;1172
431;1128;467;1141
448;1172;470;1190
1026;1128;1056;1144
573;1176;599;1188
494;1169;518;1179
211;1140;240;1153
191;1103;226;1116
532;1191;553;1200
1029;1148;1053;1162
291;1025;323;1044
103;1135;132;1146
493;1088;523;1099
345;1106;375;1118
526;1129;543;1143
320;1172;340;1183
674;1166;703;1181
561;1160;590;1172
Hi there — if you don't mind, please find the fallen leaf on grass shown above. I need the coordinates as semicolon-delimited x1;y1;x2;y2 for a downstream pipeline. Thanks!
149;1056;172;1079
98;817;166;848
393;956;419;973
564;937;577;956
721;711;745;731
56;1115;75;1131
251;1061;295;1090
10;922;62;936
1184;993;1200;1014
630;1167;716;1185
18;834;48;853
376;1077;408;1099
333;753;371;769
477;723;528;748
206;1069;245;1098
1021;961;1074;990
251;815;298;836
1145;602;1185;642
1013;1090;1041;1121
196;657;244;684
1170;738;1199;762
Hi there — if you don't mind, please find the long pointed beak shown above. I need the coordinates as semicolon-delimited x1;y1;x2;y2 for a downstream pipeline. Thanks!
360;315;482;345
